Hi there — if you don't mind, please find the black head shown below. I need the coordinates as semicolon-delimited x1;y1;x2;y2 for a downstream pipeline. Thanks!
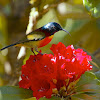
41;22;70;35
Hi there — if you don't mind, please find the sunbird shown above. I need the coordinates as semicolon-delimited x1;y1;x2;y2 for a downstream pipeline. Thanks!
0;22;70;54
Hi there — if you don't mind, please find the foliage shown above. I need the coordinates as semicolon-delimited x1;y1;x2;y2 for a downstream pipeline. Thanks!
83;0;100;18
0;0;100;100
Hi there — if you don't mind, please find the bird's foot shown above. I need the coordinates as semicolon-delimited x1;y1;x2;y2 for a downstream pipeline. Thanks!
35;48;43;55
31;48;36;55
36;50;43;55
31;48;43;55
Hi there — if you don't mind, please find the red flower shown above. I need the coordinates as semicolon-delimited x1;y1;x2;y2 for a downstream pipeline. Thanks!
19;42;92;99
19;54;56;99
50;42;92;89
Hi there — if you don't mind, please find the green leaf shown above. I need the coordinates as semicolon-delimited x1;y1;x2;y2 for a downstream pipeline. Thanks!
39;96;61;100
0;86;33;100
83;0;100;18
95;70;100;80
73;71;100;100
24;96;61;100
76;71;96;86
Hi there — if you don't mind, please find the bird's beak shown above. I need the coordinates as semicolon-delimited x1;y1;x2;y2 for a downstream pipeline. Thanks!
62;29;71;36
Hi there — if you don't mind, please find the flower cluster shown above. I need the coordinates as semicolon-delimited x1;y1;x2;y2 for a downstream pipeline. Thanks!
19;42;92;99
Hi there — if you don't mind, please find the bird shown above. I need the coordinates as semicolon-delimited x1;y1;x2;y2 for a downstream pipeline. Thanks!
0;22;70;54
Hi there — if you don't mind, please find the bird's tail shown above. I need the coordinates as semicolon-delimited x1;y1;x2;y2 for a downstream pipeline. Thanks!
0;42;19;51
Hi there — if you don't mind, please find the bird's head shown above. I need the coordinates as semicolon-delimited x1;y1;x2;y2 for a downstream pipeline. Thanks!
41;22;70;36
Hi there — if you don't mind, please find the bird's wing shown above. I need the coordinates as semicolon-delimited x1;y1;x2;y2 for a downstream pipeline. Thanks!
17;30;46;44
26;31;46;41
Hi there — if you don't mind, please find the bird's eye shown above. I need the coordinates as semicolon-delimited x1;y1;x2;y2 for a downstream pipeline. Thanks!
51;25;55;29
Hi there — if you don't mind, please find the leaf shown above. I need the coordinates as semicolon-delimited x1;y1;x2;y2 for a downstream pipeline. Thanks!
24;96;61;100
73;71;100;100
83;0;100;18
95;70;100;80
76;71;96;86
39;96;61;100
0;86;33;100
23;97;36;100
